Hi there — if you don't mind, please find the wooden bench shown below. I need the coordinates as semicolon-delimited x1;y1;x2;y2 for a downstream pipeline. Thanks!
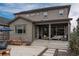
0;49;11;56
9;37;32;46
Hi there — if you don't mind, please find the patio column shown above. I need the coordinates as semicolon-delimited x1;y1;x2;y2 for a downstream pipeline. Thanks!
49;24;51;40
41;27;43;39
68;22;71;41
37;26;39;39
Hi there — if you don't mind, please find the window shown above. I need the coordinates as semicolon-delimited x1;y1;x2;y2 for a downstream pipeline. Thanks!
59;10;64;15
43;12;48;17
26;14;29;17
43;12;48;19
15;24;26;34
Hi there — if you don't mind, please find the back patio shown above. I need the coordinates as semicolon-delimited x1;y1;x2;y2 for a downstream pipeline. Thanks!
7;39;68;56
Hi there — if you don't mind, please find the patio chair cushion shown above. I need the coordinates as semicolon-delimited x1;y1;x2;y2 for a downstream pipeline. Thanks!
52;35;63;40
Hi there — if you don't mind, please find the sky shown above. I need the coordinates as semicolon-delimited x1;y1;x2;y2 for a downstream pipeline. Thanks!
0;3;79;32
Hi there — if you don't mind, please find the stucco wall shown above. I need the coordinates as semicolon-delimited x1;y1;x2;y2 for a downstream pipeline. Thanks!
16;8;69;21
9;19;33;41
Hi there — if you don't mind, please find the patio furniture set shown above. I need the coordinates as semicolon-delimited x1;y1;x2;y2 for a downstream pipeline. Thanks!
0;38;32;56
43;35;67;40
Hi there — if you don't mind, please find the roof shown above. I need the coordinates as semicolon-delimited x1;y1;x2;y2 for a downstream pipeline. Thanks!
0;17;10;26
9;5;71;24
8;16;32;24
14;5;71;15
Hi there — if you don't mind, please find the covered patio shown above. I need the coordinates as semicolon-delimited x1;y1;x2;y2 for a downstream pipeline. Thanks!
35;22;70;41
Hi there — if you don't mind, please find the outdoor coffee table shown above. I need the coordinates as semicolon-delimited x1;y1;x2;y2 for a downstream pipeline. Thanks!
0;49;11;56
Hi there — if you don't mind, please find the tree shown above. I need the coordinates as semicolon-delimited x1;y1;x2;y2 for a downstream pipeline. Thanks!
69;18;79;55
76;25;79;36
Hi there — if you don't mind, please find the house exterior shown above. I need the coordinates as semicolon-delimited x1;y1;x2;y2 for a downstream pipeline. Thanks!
8;5;72;42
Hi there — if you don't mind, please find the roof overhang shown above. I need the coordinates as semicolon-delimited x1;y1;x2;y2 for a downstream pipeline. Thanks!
8;16;72;25
0;24;9;26
33;18;72;23
8;17;32;25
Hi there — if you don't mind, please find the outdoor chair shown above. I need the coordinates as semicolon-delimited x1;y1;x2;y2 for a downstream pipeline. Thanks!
0;40;11;56
0;40;8;50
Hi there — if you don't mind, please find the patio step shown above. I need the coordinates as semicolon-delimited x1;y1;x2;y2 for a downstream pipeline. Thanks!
42;48;55;56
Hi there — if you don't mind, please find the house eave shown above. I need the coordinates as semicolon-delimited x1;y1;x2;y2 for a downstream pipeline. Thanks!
8;17;32;25
33;18;72;23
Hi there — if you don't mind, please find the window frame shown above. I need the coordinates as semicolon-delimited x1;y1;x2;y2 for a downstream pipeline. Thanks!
43;12;48;19
15;24;26;34
59;9;64;15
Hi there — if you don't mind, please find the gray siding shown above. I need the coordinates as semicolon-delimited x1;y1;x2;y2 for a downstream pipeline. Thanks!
10;19;33;41
16;8;69;21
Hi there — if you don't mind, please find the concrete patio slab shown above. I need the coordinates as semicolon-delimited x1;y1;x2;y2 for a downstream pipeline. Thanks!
32;40;68;49
42;48;55;56
8;45;47;56
42;53;54;56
